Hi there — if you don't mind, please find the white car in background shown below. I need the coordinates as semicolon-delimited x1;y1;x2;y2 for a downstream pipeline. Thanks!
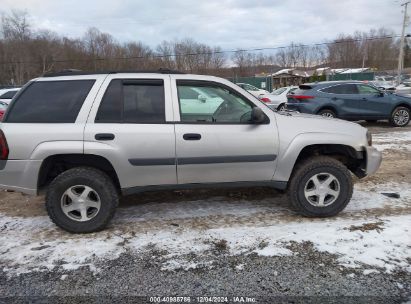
236;83;269;98
373;76;396;90
178;86;224;117
259;86;298;111
0;88;20;105
394;83;411;95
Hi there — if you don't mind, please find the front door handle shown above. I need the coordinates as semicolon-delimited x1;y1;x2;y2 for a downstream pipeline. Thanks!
331;97;337;101
95;133;115;141
183;133;201;141
362;97;367;101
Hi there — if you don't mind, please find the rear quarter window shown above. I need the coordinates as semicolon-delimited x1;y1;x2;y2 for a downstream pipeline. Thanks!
5;80;95;123
0;90;18;99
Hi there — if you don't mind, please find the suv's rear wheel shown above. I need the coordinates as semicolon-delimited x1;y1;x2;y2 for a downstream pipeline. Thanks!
318;109;336;118
288;156;353;217
46;167;119;233
390;106;410;127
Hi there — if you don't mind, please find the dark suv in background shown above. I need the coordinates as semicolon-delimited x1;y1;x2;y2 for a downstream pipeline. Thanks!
286;81;411;127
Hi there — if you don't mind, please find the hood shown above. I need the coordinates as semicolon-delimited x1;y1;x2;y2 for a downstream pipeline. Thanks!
274;110;368;142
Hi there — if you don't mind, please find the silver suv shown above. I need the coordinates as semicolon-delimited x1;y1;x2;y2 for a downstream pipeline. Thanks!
0;70;382;233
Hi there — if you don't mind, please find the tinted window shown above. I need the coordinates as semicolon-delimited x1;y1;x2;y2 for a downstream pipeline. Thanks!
6;80;95;123
177;82;255;123
357;84;380;94
96;79;165;123
0;90;18;99
95;80;123;123
321;84;358;94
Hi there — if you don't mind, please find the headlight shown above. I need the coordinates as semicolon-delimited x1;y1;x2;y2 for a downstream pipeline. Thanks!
366;131;372;146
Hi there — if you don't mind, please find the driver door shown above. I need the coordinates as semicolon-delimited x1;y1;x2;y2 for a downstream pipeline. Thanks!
171;77;279;185
356;84;389;119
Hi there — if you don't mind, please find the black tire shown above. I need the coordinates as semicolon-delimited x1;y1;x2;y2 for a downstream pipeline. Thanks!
288;156;353;217
46;167;119;233
390;106;410;127
318;109;336;118
366;120;377;123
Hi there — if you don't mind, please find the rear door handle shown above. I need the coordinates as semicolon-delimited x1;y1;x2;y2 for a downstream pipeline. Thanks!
183;133;201;141
331;97;337;101
95;133;115;141
362;97;367;100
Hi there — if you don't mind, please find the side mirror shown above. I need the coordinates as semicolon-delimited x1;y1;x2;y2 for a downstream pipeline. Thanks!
198;95;207;103
251;107;266;124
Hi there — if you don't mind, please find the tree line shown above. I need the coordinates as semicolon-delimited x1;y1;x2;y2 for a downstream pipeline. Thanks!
0;10;407;85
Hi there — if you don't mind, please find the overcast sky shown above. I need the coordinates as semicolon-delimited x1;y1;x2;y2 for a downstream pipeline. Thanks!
0;0;406;49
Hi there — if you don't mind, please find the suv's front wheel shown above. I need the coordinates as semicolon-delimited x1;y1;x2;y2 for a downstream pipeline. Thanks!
288;156;353;217
46;167;119;233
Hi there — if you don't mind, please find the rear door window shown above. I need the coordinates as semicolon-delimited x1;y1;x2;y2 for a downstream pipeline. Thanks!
321;84;358;94
5;80;95;123
96;79;165;124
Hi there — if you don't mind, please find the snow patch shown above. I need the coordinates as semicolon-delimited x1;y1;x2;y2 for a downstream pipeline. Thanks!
363;269;379;275
373;131;411;152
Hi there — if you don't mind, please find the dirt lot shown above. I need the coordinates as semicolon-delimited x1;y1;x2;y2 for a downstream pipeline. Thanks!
0;121;410;303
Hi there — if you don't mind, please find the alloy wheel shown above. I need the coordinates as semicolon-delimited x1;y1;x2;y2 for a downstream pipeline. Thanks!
304;173;340;207
61;185;101;222
393;109;409;126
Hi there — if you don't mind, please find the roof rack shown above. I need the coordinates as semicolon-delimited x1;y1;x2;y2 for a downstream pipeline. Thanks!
43;68;185;77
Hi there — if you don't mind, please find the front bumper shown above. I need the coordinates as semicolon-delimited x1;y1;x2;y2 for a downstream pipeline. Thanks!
364;146;382;175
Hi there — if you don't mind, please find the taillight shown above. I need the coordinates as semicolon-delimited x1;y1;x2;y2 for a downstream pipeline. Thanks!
260;97;271;103
293;95;314;100
0;111;3;121
288;95;314;102
0;130;9;160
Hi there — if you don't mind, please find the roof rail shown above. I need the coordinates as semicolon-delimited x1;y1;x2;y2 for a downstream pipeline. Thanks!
43;68;185;77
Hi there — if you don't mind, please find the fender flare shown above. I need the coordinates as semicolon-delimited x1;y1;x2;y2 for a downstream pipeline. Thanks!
273;132;364;182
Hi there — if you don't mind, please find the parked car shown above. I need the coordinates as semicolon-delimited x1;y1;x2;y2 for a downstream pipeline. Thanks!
373;76;396;89
259;86;298;111
394;83;411;95
0;101;7;121
236;82;269;98
0;88;20;105
286;81;411;127
0;70;381;233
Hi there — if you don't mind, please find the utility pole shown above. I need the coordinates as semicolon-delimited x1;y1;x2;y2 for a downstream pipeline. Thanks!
397;1;410;85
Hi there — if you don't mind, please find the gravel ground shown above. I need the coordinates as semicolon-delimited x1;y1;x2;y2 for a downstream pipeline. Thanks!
0;121;410;304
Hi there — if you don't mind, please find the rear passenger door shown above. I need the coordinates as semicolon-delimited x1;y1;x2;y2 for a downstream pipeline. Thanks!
84;75;177;190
